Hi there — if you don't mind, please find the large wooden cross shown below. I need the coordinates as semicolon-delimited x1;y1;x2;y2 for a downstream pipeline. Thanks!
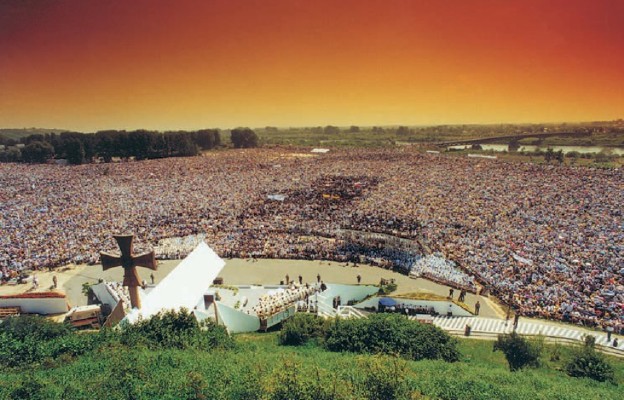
100;234;157;310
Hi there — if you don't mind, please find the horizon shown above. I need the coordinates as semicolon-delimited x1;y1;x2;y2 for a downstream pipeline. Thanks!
1;0;623;131
2;118;622;135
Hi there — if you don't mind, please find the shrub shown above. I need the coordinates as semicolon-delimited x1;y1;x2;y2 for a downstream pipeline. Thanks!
565;349;615;383
0;315;73;341
324;314;459;362
263;358;343;400
565;336;616;383
0;315;104;368
378;282;398;295
493;332;542;371
566;151;581;159
119;308;233;350
359;356;415;400
278;313;327;346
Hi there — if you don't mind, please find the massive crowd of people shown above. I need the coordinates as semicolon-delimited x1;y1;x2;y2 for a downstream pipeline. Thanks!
0;147;622;332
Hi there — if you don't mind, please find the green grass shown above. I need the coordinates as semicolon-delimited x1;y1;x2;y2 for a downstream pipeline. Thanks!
0;332;621;400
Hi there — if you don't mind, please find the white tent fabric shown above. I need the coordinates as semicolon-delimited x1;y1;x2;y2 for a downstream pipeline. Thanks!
125;242;225;323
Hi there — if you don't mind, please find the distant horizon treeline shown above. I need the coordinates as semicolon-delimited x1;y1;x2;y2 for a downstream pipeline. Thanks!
0;128;258;164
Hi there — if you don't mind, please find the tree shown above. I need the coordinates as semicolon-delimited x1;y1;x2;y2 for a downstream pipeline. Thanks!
21;141;54;163
395;126;410;136
127;130;153;160
323;125;340;135
64;139;85;165
0;147;21;162
544;148;554;163
230;128;259;148
348;125;360;133
493;332;542;371
555;150;564;164
194;129;220;150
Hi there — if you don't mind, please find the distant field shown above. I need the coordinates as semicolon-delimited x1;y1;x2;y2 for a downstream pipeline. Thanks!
0;128;66;141
256;123;624;148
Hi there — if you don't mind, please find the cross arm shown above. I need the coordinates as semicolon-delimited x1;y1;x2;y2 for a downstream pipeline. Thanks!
133;251;158;271
100;252;122;271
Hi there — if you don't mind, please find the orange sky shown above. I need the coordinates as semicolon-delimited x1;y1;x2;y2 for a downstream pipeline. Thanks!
1;0;623;131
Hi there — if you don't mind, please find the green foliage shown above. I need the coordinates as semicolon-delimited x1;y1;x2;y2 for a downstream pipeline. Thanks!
0;311;232;370
565;348;616;384
0;315;73;341
550;343;562;362
493;332;542;371
194;129;221;150
230;127;259;148
565;336;616;383
64;138;85;164
0;316;104;368
0;334;621;399
395;126;411;136
118;308;233;350
324;314;460;362
278;313;327;346
359;356;415;400
583;334;596;348
263;358;339;400
21;140;54;163
378;282;398;295
324;125;340;135
595;149;616;163
0;146;21;162
566;150;581;158
81;281;94;296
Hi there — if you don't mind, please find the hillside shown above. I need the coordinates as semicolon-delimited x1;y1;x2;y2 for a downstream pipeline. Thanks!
0;329;621;400
0;128;66;141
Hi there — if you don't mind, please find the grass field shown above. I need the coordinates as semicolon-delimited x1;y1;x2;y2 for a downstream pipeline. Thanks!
255;123;624;148
1;332;621;400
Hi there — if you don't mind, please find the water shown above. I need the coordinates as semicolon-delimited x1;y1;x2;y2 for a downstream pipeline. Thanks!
448;144;624;156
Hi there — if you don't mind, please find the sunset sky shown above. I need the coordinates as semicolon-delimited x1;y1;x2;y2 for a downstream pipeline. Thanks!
1;0;623;131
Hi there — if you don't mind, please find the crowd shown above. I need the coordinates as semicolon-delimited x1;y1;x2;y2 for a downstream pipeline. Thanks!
381;302;439;317
410;254;477;292
105;282;132;312
251;283;318;318
0;147;622;331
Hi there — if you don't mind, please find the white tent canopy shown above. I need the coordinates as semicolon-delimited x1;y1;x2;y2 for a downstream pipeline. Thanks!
125;242;225;323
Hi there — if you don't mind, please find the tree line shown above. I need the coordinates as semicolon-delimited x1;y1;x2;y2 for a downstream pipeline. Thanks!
0;128;259;164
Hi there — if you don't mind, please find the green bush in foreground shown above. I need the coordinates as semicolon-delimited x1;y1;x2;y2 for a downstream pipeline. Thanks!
565;335;616;383
119;308;233;350
0;315;104;368
278;313;327;346
0;333;621;400
0;310;232;370
493;332;543;371
324;314;460;362
0;315;73;341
